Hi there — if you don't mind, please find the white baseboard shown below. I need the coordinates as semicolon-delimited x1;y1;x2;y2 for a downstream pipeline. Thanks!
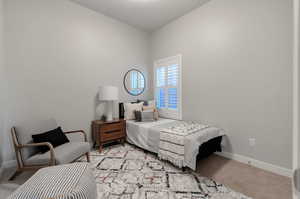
216;151;293;178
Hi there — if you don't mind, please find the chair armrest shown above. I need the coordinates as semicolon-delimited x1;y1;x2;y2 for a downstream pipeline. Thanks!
20;142;55;166
64;130;87;142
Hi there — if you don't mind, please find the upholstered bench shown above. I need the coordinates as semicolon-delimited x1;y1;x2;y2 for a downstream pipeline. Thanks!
7;163;97;199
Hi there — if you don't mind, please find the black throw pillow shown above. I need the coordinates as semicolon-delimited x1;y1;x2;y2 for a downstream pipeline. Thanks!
134;110;142;122
32;127;70;153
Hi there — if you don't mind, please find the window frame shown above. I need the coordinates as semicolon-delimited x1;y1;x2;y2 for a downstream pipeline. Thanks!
154;54;182;120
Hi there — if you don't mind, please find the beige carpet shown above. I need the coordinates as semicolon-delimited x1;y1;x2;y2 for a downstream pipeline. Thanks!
197;154;292;199
1;152;292;199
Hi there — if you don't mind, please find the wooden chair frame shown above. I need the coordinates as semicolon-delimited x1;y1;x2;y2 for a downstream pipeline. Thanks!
11;127;90;178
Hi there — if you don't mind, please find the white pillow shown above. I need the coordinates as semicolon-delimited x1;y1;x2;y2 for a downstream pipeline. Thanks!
124;102;143;120
143;100;159;120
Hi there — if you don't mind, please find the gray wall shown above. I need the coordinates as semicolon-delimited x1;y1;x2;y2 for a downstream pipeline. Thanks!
151;0;293;169
1;0;294;171
0;0;5;168
294;0;300;168
2;0;151;163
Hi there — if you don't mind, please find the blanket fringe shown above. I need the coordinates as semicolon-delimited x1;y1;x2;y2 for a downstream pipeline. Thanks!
158;153;184;168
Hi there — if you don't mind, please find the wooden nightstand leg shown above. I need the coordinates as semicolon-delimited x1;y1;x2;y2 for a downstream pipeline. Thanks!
99;144;103;153
9;170;21;181
86;152;90;162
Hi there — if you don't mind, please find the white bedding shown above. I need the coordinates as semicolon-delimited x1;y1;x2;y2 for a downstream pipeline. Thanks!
126;118;225;170
126;118;175;153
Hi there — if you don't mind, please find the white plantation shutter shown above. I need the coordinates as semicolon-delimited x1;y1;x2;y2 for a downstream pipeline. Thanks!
154;55;182;120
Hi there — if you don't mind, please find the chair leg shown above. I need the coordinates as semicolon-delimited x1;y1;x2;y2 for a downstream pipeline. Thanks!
9;169;22;181
86;152;90;162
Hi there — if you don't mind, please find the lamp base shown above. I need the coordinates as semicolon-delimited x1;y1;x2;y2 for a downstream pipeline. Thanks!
106;101;114;122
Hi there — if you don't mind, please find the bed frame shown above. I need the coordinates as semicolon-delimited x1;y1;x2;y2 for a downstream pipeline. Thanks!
119;102;222;162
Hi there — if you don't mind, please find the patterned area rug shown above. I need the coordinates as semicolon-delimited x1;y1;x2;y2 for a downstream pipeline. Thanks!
79;144;251;199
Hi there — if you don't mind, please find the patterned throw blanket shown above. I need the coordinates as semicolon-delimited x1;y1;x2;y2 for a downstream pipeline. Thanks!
158;121;210;168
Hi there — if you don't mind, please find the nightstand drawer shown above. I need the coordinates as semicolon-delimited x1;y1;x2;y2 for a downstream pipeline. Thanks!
92;119;126;152
100;122;123;133
100;130;124;141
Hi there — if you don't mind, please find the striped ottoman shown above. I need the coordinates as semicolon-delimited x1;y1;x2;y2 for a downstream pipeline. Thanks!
7;163;96;199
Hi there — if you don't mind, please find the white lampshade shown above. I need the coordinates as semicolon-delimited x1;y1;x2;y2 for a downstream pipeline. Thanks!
99;86;119;101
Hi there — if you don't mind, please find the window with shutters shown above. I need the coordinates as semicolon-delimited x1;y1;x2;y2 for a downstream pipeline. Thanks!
154;55;182;120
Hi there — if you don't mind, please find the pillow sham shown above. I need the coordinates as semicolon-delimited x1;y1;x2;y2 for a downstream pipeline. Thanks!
136;99;148;106
143;105;155;111
143;100;155;110
124;102;143;120
142;100;159;120
154;109;159;120
134;110;156;122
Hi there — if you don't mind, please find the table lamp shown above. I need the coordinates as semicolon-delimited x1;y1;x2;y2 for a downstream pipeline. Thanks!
99;86;119;121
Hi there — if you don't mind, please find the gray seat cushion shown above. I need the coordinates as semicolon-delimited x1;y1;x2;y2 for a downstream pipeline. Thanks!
25;142;90;165
15;119;58;159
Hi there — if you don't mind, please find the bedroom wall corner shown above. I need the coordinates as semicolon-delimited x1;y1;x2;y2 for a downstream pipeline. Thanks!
0;0;6;174
151;0;293;170
294;0;300;197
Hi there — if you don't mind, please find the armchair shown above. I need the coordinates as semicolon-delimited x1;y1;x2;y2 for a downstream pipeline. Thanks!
10;119;90;178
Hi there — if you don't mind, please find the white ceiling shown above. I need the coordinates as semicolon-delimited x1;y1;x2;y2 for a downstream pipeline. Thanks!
70;0;210;32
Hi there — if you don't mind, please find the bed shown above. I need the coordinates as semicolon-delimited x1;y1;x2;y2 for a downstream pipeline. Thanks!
119;103;225;170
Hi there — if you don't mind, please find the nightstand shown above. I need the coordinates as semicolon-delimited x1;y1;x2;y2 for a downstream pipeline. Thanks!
92;119;126;152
